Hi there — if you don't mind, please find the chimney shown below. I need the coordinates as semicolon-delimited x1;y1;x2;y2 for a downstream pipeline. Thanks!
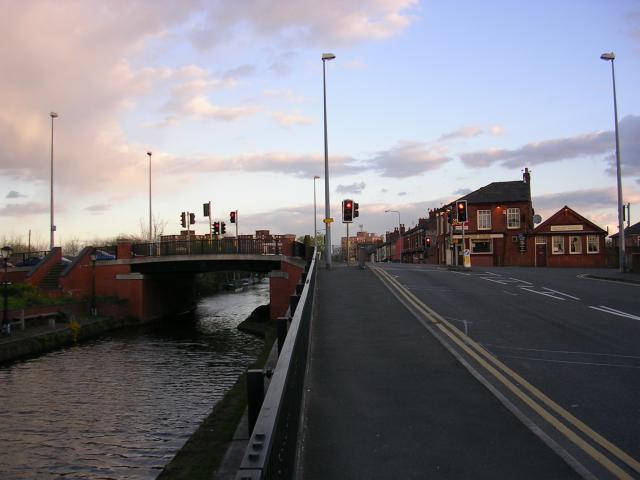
523;167;531;184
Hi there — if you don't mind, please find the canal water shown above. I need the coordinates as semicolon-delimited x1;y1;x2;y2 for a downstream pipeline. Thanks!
0;282;268;479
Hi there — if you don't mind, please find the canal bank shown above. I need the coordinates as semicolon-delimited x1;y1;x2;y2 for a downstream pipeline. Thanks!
0;314;141;363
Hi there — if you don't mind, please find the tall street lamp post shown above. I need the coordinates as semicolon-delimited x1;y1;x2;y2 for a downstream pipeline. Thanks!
385;210;402;263
2;245;13;335
147;151;153;245
600;52;625;272
49;112;58;250
313;175;320;249
322;52;336;269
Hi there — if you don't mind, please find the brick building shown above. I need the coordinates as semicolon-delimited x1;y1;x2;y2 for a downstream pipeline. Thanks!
532;206;607;267
341;231;383;261
434;169;535;267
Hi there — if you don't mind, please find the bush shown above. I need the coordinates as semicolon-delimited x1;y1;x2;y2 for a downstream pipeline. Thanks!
5;283;74;310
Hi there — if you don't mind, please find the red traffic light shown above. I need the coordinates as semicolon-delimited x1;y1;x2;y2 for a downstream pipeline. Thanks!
230;211;236;223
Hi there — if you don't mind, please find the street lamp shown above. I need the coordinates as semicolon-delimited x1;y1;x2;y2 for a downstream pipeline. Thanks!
322;52;336;269
147;151;153;243
600;52;625;272
49;112;58;250
90;251;97;317
2;245;13;335
313;175;320;249
385;210;402;263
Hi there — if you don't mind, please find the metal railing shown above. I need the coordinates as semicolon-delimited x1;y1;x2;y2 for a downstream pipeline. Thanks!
130;238;283;258
7;250;50;267
236;249;317;480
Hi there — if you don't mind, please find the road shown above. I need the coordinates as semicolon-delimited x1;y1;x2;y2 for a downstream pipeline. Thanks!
372;263;640;479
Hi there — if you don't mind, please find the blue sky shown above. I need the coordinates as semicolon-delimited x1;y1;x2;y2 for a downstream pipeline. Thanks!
0;0;638;247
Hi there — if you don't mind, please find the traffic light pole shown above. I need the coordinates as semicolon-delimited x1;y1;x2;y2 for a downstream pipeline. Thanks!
235;210;239;253
208;202;212;242
346;222;350;266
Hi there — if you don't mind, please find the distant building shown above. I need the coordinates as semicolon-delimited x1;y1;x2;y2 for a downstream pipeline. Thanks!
341;231;383;261
610;221;640;271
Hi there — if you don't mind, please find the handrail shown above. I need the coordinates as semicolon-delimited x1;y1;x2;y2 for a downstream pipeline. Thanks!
236;248;317;479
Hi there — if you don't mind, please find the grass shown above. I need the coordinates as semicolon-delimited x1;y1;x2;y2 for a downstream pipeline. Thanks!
157;307;276;480
5;283;75;310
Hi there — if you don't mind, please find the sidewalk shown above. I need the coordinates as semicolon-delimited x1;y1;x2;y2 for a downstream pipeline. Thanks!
297;266;581;479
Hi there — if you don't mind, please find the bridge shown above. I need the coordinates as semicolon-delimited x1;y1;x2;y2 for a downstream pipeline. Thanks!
7;237;311;322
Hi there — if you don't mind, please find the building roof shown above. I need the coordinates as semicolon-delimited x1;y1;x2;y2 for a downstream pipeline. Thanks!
610;221;640;238
533;205;607;234
460;180;531;204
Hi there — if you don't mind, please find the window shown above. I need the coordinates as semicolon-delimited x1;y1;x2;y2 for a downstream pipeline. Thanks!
587;235;599;253
477;210;491;230
569;236;582;254
552;236;564;254
507;208;520;229
535;236;546;245
471;239;492;254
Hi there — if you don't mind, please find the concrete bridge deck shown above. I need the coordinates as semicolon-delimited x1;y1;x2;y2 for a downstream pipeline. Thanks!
297;265;580;479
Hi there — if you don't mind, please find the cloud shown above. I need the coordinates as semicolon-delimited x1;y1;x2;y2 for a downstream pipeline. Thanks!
84;204;112;213
6;191;27;199
453;188;471;196
489;125;504;136
380;188;388;193
398;192;407;196
367;141;453;177
336;182;366;194
344;58;367;70
190;0;418;50
439;126;483;141
223;64;256;80
271;111;313;128
533;188;617;212
458;116;640;173
0;202;48;217
164;152;360;178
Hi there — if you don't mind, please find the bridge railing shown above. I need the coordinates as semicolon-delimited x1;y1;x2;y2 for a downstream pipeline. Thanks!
130;238;284;257
236;249;317;480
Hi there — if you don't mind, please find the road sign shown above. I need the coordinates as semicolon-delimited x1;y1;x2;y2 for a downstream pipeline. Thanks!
323;218;334;224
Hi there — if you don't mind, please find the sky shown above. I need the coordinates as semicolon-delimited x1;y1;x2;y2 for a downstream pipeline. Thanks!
1;0;639;248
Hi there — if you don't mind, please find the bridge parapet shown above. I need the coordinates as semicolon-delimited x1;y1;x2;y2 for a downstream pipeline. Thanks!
237;249;317;479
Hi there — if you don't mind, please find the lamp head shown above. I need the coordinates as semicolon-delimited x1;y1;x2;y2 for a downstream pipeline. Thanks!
50;112;58;118
314;175;320;179
600;52;615;61
1;245;12;260
147;151;152;157
322;53;336;61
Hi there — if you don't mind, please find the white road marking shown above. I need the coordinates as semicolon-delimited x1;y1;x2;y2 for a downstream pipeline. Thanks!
498;355;640;369
481;344;640;360
589;306;640;322
541;287;580;301
577;274;640;287
509;277;533;285
518;287;566;300
481;277;509;285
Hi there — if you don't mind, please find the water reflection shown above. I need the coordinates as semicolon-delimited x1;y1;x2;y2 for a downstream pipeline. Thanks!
0;283;268;479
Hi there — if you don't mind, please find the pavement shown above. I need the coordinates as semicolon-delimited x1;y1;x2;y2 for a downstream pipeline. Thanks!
296;264;583;480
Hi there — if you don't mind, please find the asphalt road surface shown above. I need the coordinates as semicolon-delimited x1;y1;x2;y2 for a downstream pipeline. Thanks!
373;263;640;479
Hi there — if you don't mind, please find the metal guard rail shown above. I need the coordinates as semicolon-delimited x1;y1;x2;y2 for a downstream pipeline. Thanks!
236;249;317;480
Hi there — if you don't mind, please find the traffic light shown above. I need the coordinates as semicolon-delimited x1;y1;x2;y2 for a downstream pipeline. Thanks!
354;202;359;218
447;209;453;224
230;211;236;223
456;200;468;222
212;222;219;235
342;199;354;223
189;213;196;225
203;203;210;217
221;222;226;234
180;212;186;228
426;237;432;248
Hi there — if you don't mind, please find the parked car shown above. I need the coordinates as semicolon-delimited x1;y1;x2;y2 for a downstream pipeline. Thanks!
15;256;43;267
95;250;116;260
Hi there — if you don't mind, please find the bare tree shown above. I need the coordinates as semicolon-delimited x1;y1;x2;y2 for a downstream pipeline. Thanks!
138;215;168;241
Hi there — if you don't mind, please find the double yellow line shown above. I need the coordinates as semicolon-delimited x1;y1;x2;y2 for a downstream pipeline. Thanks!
370;265;640;480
